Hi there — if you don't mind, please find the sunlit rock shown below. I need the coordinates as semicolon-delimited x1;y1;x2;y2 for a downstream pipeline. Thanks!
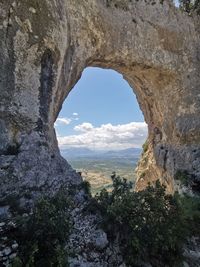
0;0;199;197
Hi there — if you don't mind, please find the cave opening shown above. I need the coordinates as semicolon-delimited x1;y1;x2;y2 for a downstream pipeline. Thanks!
54;67;147;194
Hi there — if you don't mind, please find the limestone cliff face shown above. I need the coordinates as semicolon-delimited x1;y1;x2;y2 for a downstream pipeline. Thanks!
0;0;200;196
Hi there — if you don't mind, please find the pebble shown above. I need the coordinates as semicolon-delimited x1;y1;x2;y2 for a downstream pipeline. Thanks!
183;262;190;267
29;7;36;13
9;253;17;259
3;247;11;256
12;243;18;250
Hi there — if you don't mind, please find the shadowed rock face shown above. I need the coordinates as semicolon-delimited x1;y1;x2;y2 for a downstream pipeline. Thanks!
0;0;200;196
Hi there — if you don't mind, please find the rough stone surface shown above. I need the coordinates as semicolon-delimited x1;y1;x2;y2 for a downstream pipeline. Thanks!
67;198;125;267
0;0;200;265
0;0;200;195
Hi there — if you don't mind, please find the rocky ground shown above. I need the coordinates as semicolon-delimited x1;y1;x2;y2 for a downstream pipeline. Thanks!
0;132;199;266
1;179;200;266
68;190;125;267
0;184;125;267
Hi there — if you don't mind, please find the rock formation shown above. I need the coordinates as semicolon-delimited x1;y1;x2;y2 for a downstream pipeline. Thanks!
0;1;200;266
0;0;200;197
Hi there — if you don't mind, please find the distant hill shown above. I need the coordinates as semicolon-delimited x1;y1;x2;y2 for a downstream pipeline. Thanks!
60;147;141;194
60;147;96;158
60;147;142;159
104;148;142;157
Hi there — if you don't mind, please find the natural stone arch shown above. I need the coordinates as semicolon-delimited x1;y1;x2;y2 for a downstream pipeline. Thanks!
0;0;200;197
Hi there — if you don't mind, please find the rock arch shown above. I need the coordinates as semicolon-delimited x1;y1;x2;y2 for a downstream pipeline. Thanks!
0;0;200;196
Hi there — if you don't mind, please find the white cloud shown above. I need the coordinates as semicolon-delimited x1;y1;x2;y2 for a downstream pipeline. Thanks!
57;122;148;150
55;117;71;126
74;122;94;132
55;114;80;127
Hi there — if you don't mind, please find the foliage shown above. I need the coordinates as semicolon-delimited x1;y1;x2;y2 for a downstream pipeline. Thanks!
106;0;200;14
11;257;23;267
142;140;148;154
9;190;72;267
94;173;187;267
81;180;91;196
0;194;21;214
178;0;200;14
176;193;200;237
106;0;131;10
174;170;189;186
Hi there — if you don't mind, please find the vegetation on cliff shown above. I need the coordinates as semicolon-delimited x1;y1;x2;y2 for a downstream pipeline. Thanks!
9;190;72;267
87;172;200;267
3;172;199;267
179;0;200;14
106;0;200;15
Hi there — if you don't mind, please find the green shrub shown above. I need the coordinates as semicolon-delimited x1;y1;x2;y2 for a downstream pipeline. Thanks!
94;174;187;267
142;140;148;154
10;189;71;267
81;180;91;195
0;194;28;215
175;170;189;186
11;257;23;267
178;0;200;14
176;193;200;237
106;0;131;10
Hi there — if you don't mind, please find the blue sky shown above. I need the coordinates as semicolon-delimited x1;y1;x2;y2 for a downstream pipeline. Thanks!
55;67;147;151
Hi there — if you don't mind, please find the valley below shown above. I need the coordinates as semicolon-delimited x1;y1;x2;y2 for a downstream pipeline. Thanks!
61;148;141;194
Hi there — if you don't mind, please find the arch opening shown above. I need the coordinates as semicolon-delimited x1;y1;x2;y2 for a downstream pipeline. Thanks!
54;67;148;193
47;53;178;194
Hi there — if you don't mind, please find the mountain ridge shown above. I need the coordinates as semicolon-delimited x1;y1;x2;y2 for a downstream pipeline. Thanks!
60;147;142;158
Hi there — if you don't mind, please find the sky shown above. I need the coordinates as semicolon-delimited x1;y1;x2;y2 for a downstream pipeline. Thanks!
55;67;148;151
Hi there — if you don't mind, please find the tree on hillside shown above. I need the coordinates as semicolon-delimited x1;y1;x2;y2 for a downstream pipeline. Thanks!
179;0;200;14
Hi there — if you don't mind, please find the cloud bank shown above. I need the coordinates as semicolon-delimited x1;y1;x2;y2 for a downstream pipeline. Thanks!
55;117;71;126
55;114;79;127
57;122;148;151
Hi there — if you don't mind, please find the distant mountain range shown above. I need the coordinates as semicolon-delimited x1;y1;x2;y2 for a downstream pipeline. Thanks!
60;147;142;159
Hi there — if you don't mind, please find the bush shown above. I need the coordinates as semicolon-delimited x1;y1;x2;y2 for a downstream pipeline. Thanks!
10;189;72;267
175;170;189;186
94;173;187;267
81;180;91;196
106;0;130;10
176;193;200;237
142;140;148;154
11;257;23;267
179;0;200;14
